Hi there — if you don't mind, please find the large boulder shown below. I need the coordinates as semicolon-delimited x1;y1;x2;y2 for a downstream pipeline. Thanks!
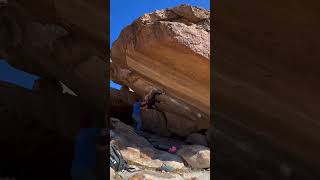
185;133;208;147
141;109;171;136
177;145;210;169
111;4;210;135
215;0;320;178
0;0;107;111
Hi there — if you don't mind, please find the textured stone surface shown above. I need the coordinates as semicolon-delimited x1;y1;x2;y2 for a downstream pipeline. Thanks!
111;4;210;135
214;0;320;178
0;0;107;111
186;133;208;147
177;145;210;169
110;118;185;170
165;112;197;137
141;109;171;136
0;81;80;179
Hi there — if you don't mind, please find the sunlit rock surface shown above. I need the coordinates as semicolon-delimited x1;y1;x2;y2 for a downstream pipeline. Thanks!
111;5;210;136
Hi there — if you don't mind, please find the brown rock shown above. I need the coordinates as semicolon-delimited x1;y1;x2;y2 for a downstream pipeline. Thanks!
141;109;171;136
32;78;63;94
215;0;320;178
171;5;210;23
110;88;132;112
0;0;107;111
186;133;208;147
111;4;210;135
140;147;156;161
120;147;141;161
128;173;145;180
165;112;197;137
177;145;210;169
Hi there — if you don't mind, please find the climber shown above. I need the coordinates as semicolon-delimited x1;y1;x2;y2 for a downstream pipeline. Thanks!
143;89;165;109
71;112;107;180
132;98;145;134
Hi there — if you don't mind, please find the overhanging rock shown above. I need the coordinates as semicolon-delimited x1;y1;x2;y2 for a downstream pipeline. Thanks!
111;5;210;135
0;0;107;111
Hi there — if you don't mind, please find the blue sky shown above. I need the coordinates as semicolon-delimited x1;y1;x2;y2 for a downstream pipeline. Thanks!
110;0;210;89
0;0;209;90
110;0;210;47
0;60;38;89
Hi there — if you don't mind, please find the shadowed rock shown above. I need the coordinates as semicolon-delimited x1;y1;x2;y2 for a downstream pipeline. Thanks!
0;80;98;138
0;0;107;111
214;0;320;178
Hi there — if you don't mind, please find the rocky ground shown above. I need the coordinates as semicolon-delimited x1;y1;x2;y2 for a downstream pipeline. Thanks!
109;118;210;180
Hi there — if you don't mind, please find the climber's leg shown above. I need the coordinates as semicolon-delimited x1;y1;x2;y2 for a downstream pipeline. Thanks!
133;115;142;133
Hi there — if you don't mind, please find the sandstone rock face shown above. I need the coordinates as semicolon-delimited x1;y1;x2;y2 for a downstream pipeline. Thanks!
186;133;208;147
111;5;210;135
110;118;152;148
141;109;171;136
165;112;197;137
177;145;210;169
214;0;320;178
0;0;107;111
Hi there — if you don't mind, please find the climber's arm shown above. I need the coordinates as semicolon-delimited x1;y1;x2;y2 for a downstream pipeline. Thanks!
141;101;147;109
